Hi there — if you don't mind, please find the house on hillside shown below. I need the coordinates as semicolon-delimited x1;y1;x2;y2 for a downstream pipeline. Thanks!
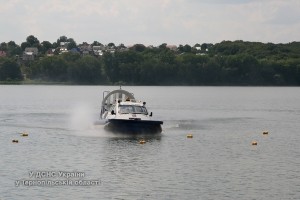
0;51;7;57
59;42;69;54
23;47;38;61
92;46;104;56
78;43;92;55
46;49;56;56
118;46;128;52
106;46;116;54
166;45;178;51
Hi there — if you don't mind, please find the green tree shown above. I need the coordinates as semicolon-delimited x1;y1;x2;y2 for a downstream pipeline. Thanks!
118;63;140;84
26;35;40;47
0;42;7;51
66;38;77;50
116;51;142;64
41;41;53;54
108;43;115;48
0;58;23;81
182;44;192;53
7;42;22;56
103;52;119;83
21;42;30;51
131;44;146;52
61;52;81;63
159;43;167;50
31;56;68;81
69;56;104;84
92;41;102;46
159;50;175;64
201;43;208;51
57;36;68;44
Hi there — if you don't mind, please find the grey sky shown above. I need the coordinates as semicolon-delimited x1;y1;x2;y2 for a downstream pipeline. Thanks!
0;0;299;46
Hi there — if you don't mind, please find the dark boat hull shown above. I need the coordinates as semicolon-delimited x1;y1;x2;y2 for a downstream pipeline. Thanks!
104;119;163;134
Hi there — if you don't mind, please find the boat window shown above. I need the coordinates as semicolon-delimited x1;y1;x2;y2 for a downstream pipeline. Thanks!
118;105;148;114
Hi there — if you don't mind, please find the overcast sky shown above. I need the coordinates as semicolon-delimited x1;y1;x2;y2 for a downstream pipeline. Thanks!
1;0;299;46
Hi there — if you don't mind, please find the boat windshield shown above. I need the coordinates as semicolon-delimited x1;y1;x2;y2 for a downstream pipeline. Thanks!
118;105;148;114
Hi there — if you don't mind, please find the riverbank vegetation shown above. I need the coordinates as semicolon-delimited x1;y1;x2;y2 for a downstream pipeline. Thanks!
1;36;300;85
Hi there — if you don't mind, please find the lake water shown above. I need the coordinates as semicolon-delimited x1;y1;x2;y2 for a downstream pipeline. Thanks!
0;85;300;200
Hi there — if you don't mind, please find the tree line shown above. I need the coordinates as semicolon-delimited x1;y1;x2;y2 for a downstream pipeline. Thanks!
1;36;300;85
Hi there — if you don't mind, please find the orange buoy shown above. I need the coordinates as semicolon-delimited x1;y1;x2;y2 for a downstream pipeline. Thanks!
252;141;258;145
139;139;146;144
187;134;193;138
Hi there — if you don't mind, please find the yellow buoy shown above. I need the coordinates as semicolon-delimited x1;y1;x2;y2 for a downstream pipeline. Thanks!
139;139;146;144
21;132;28;137
252;141;258;145
187;134;193;138
12;139;19;143
263;131;269;135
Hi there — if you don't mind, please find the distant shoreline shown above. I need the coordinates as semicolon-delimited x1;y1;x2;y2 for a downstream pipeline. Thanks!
0;80;71;85
1;40;300;86
1;80;299;87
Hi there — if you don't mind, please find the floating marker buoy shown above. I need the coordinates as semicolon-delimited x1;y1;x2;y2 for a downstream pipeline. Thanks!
12;139;19;143
21;132;28;137
187;134;193;138
252;141;258;145
139;139;146;144
263;131;269;135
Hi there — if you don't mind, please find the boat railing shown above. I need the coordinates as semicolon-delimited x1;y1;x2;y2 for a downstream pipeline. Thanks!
100;89;135;119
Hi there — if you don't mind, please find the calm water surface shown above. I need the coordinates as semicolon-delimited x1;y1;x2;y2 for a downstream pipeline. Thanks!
0;86;300;200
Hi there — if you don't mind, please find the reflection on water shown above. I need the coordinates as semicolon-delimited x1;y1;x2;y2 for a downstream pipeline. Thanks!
0;86;300;200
